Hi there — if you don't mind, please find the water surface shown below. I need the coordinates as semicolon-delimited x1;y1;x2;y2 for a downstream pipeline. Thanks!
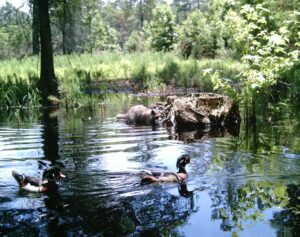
1;94;300;236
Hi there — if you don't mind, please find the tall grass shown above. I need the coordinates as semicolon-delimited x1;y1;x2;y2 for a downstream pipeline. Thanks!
0;57;40;108
0;52;244;108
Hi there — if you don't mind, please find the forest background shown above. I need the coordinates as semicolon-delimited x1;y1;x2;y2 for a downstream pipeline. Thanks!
0;0;299;115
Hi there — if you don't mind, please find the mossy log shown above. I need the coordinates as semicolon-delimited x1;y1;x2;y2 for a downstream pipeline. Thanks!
161;93;240;130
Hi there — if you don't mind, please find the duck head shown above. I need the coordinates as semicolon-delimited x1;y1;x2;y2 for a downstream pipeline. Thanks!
43;166;66;183
176;154;192;174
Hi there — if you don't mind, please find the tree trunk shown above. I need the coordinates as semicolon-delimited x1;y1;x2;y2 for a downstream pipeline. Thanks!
62;0;82;54
32;0;40;55
224;37;229;49
140;0;144;28
62;0;67;54
38;0;58;106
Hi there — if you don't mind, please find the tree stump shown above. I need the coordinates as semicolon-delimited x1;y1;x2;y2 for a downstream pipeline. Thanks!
162;93;240;130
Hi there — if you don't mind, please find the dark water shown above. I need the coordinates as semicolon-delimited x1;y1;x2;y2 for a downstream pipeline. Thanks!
1;94;300;237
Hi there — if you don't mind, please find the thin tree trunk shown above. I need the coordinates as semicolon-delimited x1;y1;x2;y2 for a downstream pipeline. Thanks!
62;0;67;54
38;0;58;106
223;37;228;49
32;0;39;55
140;0;144;28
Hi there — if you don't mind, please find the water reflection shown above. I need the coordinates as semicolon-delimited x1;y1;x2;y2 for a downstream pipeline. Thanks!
0;95;300;236
271;184;300;236
60;182;201;236
41;109;60;163
209;181;290;234
167;123;240;144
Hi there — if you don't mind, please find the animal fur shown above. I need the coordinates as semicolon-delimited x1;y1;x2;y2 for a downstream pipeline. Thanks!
117;105;160;126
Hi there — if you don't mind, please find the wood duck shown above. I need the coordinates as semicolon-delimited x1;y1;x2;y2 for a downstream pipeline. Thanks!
140;154;193;184
12;166;66;193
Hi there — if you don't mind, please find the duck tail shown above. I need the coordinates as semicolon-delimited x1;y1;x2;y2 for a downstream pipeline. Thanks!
12;171;25;188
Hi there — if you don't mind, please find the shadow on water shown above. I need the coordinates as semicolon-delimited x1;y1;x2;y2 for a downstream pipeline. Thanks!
0;94;300;236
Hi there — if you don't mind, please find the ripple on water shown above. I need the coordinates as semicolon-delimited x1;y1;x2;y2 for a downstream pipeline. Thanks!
0;127;43;160
1;105;300;236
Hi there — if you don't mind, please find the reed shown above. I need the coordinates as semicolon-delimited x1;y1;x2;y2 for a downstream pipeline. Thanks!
0;52;244;108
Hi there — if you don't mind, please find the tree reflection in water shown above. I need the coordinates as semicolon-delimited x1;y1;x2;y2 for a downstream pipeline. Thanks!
2;95;300;236
41;109;60;163
209;181;292;235
271;184;300;237
59;182;200;236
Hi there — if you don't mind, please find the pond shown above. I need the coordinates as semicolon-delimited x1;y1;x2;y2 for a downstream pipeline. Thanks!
0;94;300;237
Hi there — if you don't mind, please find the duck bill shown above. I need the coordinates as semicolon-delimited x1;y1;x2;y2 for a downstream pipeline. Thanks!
58;172;66;178
189;160;194;164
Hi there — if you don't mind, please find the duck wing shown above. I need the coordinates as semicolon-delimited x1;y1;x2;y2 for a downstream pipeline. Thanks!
160;172;180;182
140;170;163;178
141;170;177;178
24;176;43;187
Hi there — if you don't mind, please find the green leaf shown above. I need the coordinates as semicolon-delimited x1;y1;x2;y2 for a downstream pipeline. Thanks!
220;208;229;219
268;34;286;46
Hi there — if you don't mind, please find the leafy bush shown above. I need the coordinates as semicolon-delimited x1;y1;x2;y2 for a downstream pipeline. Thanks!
177;10;216;59
124;31;146;52
145;5;177;52
221;4;299;103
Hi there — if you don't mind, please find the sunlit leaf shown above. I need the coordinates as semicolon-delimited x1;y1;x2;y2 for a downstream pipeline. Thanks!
273;186;287;199
268;34;286;46
220;208;229;219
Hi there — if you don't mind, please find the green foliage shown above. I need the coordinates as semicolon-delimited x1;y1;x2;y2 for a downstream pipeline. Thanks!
57;69;82;106
0;3;31;59
177;10;216;58
82;8;120;53
146;76;167;93
132;63;149;88
214;3;300;106
157;60;180;85
225;182;289;231
0;52;245;108
124;30;146;52
145;5;177;52
177;60;201;87
0;57;40;108
0;76;40;109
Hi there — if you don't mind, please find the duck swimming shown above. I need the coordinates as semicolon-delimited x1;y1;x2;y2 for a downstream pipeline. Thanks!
140;154;193;184
12;166;66;193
